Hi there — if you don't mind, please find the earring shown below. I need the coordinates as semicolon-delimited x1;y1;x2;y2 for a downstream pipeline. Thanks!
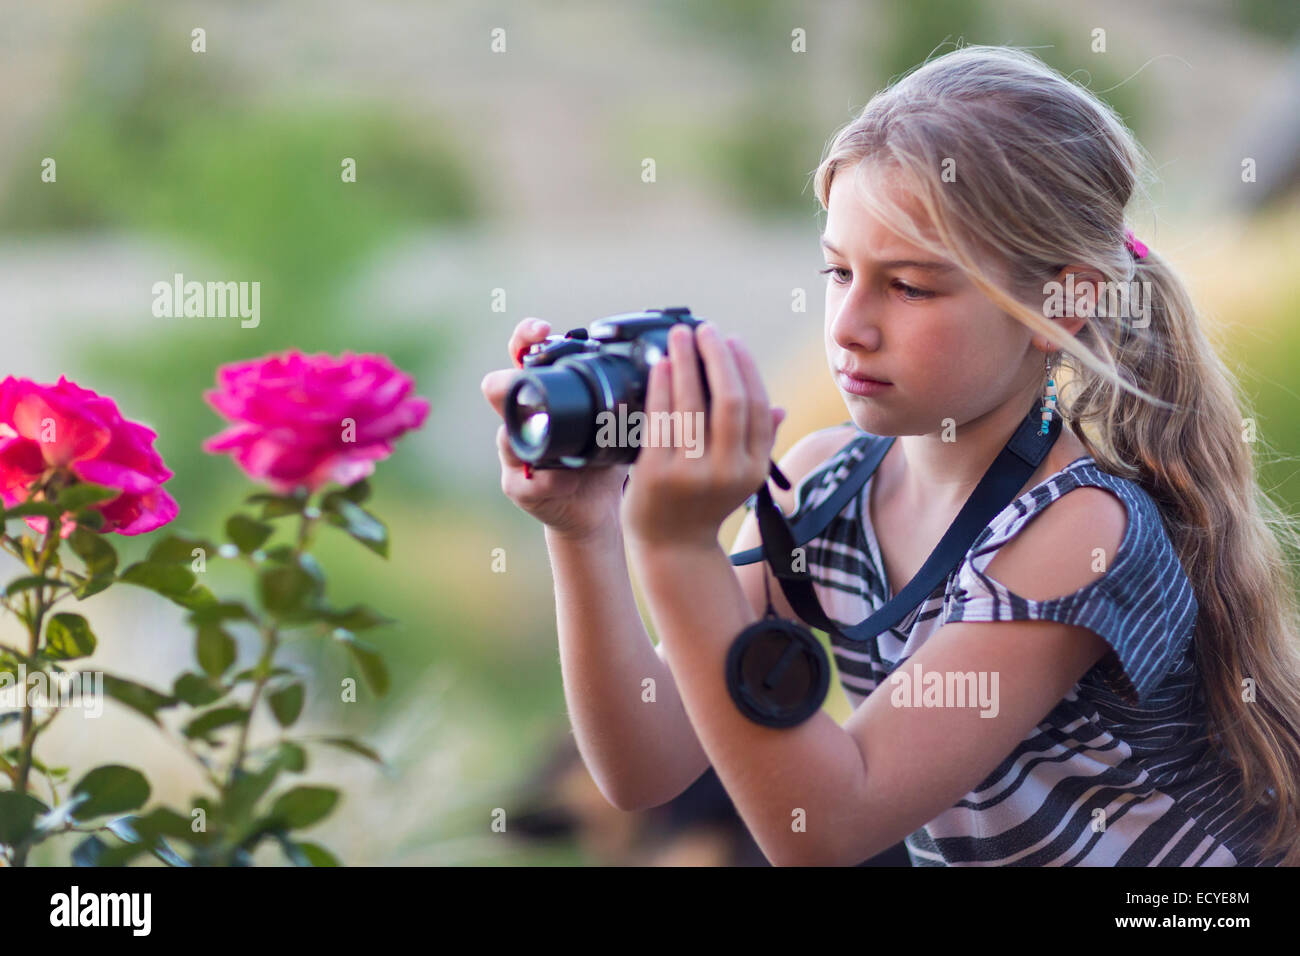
1040;350;1058;436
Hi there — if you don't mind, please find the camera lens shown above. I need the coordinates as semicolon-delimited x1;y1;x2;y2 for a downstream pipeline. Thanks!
513;382;550;449
505;367;597;464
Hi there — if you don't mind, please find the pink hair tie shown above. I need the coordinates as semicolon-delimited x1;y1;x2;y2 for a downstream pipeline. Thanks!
1123;228;1149;260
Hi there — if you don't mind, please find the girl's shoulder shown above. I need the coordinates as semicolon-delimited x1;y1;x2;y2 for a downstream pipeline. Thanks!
947;457;1200;706
975;457;1176;570
782;423;882;518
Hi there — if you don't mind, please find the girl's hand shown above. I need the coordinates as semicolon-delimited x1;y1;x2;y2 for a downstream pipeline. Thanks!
481;317;630;540
622;321;784;550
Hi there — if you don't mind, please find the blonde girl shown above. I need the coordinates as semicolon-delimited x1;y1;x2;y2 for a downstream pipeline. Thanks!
482;44;1300;866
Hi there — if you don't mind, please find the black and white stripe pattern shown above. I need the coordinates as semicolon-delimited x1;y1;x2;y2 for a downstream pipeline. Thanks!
781;429;1278;866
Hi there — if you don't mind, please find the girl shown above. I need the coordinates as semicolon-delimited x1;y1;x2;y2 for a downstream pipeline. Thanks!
481;44;1300;866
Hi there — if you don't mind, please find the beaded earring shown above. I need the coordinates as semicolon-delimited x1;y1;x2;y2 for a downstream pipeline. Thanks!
1040;351;1058;436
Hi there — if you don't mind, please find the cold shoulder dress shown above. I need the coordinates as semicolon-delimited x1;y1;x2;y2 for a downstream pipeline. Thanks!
778;428;1279;866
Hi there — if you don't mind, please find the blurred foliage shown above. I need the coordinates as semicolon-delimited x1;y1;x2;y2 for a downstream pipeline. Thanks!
648;0;801;58
0;3;477;521
644;0;1146;221
1230;0;1300;39
1228;303;1300;516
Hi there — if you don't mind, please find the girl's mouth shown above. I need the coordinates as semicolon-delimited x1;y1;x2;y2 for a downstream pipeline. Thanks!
836;368;893;397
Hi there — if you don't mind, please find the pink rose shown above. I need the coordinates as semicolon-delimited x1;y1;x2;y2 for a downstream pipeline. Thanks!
0;376;178;536
202;350;430;494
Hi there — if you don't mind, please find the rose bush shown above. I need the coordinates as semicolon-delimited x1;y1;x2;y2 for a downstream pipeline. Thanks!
0;354;428;867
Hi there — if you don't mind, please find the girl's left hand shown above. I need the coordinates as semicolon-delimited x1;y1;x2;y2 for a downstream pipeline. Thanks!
622;321;785;550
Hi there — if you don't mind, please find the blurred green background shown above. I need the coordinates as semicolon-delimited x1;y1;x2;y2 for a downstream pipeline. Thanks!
2;0;1299;865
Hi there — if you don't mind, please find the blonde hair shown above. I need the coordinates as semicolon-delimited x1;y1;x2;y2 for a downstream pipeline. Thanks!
813;43;1300;865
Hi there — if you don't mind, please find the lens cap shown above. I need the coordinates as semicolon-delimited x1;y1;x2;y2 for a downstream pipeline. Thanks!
725;617;831;728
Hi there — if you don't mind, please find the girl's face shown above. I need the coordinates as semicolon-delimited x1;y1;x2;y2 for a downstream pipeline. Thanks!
821;166;1037;436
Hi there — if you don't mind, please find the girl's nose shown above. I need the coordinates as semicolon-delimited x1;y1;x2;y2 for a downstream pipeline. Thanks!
829;298;883;353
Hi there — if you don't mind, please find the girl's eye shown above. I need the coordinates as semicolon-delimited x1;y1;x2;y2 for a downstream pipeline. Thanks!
892;279;934;301
820;268;934;300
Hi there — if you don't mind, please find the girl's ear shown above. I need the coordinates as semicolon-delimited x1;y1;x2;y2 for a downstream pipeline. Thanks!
1044;262;1107;338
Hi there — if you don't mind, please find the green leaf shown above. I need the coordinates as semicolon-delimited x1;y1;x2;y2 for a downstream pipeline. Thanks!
71;834;108;866
4;499;62;520
267;786;339;830
226;763;280;821
0;791;49;845
187;600;252;626
172;672;224;707
261;544;295;563
147;533;212;565
231;665;294;684
101;674;176;724
323;499;388;558
246;488;308;519
182;705;249;741
275;832;341;866
226;514;274;553
323;605;395;631
44;613;97;660
70;765;150;820
74;574;115;601
131;806;196;842
69;526;118;577
115;819;192;867
118;562;196;597
268;682;305;727
55;483;119;512
298;552;326;586
316;736;384;766
91;840;153;867
274;741;307;773
73;509;105;531
258;565;318;617
170;584;218;611
262;498;305;519
5;575;63;596
335;631;390;697
333;478;371;505
196;624;237;679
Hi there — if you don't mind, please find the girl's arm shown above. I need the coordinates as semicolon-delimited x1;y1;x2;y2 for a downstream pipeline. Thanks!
622;322;1117;865
629;536;1113;865
544;518;708;811
547;425;857;812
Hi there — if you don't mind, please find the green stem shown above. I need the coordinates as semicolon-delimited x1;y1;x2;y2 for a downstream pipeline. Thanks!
225;506;317;791
227;623;279;791
11;522;61;867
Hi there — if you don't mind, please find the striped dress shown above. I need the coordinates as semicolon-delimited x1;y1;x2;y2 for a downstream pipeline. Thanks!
779;427;1279;866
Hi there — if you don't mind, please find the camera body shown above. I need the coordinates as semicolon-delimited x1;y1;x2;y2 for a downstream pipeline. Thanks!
504;306;709;469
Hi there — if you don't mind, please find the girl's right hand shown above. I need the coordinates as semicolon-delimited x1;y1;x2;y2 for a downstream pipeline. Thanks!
480;317;631;540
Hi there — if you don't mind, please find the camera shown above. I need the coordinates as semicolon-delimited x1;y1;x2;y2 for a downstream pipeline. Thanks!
503;306;710;469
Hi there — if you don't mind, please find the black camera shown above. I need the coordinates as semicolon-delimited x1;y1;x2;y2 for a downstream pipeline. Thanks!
503;306;710;469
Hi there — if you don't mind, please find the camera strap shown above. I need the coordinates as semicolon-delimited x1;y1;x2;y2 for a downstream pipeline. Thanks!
729;400;1061;643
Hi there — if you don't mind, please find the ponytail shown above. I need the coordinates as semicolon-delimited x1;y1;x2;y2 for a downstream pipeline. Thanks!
814;43;1300;864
